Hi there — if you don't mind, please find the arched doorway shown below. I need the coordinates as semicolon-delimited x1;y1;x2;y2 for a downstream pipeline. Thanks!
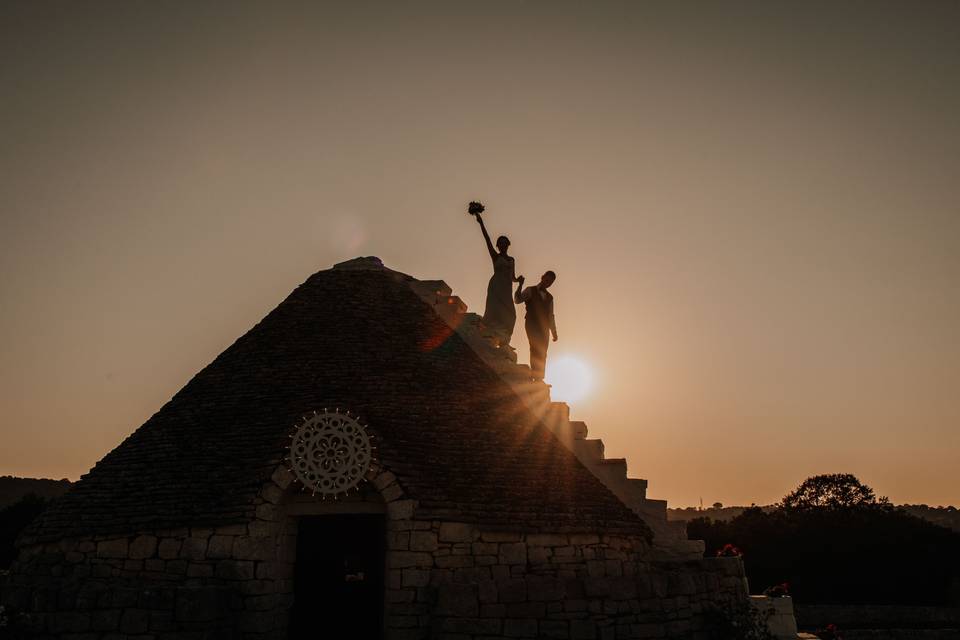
285;488;387;639
289;513;386;638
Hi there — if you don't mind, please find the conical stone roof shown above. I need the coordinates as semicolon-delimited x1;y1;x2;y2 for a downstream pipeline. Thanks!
26;259;649;542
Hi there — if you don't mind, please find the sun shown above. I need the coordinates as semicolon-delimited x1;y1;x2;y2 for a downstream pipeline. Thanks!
545;355;596;404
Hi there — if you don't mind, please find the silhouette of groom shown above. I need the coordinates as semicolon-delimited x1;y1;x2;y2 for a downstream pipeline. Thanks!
514;271;558;380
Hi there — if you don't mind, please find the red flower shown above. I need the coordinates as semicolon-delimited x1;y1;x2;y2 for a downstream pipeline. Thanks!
716;543;742;557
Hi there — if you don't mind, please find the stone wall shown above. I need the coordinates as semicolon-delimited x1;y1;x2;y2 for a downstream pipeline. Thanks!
1;464;748;639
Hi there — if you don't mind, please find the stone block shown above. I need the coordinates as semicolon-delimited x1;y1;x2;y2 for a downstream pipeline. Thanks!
584;578;612;598
478;579;497;603
438;522;475;542
587;560;606;578
570;534;600;545
140;586;175;609
217;523;248;535
504;618;537;637
526;533;568;547
435;583;478;617
149;610;175;632
260;483;283;504
571;619;597;640
481;531;521;543
472;542;498;555
129;535;158;559
271;465;294;489
387;499;416;520
528;546;551;564
372;470;397;490
216;559;255;580
145;558;165;572
386;589;416;604
206;535;234;559
390;551;433;568
237;610;276;633
91;609;121;632
608;576;638;601
505;601;545;618
174;587;223;622
409;531;438;551
499;542;527;565
497;578;526;603
382;483;405;502
436;555;473;568
187;562;214;578
255;503;278;521
248;519;274;537
234;536;275;561
441;617;501;635
120;609;150;634
540;619;569;639
526;576;565;601
667;572;696;596
49;611;91;634
605;560;623;577
96;539;128;559
402;568;431;587
158;538;181;560
165;559;188;575
256;560;293;580
388;532;410;550
180;537;207;560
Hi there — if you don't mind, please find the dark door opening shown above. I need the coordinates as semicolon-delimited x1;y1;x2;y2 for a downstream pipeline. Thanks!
290;514;386;639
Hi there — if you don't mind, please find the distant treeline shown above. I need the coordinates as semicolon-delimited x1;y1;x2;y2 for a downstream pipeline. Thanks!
0;477;73;568
0;476;72;509
684;475;960;606
671;504;960;532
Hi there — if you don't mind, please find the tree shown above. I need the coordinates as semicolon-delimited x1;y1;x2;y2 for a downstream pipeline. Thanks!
780;473;889;511
0;493;49;568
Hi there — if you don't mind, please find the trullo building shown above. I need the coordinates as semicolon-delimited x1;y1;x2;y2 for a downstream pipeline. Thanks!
1;258;758;639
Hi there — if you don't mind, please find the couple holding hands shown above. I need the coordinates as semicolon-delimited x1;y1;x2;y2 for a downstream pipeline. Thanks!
469;202;558;380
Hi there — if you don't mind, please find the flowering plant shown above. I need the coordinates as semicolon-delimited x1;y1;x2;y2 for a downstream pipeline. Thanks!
716;543;742;557
816;623;842;640
468;201;485;216
763;582;790;597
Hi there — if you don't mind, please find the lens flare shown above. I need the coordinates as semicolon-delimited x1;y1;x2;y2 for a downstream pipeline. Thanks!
545;355;595;404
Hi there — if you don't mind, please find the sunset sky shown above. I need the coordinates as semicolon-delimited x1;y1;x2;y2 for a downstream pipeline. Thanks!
2;1;958;507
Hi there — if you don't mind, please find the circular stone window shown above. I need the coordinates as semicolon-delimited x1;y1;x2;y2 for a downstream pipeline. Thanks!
287;410;373;495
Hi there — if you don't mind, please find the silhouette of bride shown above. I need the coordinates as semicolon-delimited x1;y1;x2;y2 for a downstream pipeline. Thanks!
470;202;520;346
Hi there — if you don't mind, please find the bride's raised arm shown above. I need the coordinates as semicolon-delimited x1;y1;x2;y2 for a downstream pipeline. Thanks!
475;214;497;263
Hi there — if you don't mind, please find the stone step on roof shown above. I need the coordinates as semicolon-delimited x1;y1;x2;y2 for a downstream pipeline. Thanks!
410;270;704;559
627;477;648;501
573;439;604;465
569;420;588;440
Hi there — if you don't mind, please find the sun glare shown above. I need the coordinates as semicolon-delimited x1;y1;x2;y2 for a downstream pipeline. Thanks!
545;355;595;405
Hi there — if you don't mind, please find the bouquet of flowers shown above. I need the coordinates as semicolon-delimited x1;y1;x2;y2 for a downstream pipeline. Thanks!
763;582;790;598
468;201;485;216
716;543;742;557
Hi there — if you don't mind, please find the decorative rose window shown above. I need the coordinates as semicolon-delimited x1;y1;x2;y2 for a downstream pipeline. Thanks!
287;410;373;496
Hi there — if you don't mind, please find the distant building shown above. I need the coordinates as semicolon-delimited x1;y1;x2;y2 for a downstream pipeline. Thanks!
1;258;750;639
